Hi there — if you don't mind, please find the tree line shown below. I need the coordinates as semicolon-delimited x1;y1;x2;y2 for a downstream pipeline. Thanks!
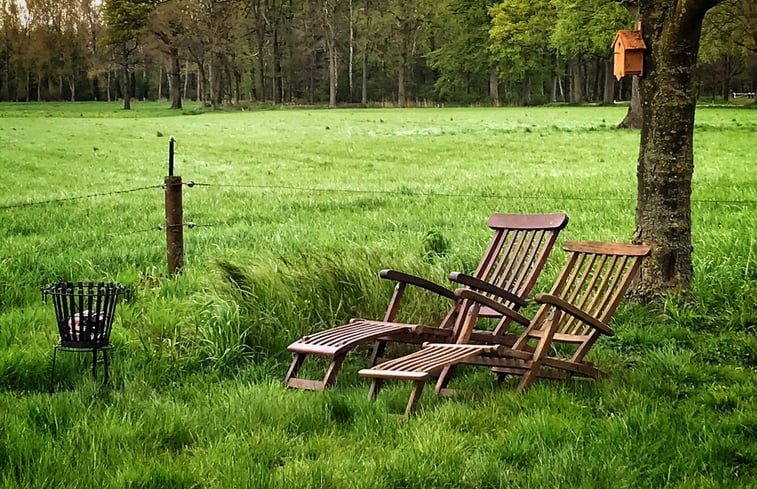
0;0;754;109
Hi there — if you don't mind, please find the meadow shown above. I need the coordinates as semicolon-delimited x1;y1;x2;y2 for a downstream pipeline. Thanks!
0;101;755;488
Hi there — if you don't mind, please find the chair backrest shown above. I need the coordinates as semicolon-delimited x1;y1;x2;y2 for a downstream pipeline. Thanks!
520;241;650;361
475;213;569;305
448;213;568;336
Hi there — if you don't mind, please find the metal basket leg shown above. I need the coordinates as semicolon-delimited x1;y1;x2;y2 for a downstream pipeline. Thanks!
50;345;59;393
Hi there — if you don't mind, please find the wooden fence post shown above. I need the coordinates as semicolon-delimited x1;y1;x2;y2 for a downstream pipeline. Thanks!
164;137;184;274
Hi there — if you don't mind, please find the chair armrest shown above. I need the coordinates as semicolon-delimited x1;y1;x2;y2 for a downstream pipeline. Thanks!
453;289;531;326
449;272;527;308
379;269;456;300
534;293;615;336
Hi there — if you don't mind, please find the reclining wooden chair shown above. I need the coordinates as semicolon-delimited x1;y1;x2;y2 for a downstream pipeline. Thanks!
284;212;569;391
359;241;650;417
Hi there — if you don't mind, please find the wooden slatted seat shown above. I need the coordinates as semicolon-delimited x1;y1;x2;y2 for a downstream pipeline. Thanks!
284;212;569;391
359;241;650;417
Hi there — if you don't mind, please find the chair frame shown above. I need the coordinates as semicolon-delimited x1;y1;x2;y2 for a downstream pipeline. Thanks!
359;241;650;417
284;213;569;391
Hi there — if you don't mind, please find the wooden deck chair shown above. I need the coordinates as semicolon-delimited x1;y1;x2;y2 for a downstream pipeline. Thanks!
358;241;650;417
284;212;569;391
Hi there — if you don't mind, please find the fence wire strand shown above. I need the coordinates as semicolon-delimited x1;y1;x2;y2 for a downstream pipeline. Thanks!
0;185;163;210
2;177;753;261
189;182;757;205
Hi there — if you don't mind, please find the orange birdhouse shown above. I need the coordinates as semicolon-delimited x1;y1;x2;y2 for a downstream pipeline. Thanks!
612;24;646;80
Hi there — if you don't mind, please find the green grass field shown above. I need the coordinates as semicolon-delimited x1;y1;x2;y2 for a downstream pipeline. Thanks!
0;102;755;488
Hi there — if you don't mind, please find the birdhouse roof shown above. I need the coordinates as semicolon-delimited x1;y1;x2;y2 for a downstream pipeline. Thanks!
613;30;646;50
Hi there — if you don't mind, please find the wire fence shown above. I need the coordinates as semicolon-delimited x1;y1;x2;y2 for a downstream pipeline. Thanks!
2;180;756;211
1;178;755;262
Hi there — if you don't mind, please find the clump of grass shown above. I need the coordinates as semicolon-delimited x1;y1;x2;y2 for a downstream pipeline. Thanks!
422;229;450;259
194;246;454;373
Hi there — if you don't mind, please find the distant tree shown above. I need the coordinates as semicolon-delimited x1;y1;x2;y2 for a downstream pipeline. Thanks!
429;0;500;105
382;0;435;107
489;0;556;104
322;0;339;107
0;0;23;100
145;1;195;109
102;0;153;109
700;0;757;100
551;0;630;103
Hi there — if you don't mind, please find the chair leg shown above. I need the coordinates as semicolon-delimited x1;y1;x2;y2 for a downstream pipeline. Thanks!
517;362;543;393
50;347;58;393
322;356;345;389
368;340;387;367
284;353;307;387
404;380;427;417
368;379;384;400
433;365;457;395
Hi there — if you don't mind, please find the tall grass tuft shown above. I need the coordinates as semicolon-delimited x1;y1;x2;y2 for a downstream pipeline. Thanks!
194;246;457;373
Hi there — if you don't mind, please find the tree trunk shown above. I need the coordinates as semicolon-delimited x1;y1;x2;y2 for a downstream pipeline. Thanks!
122;66;131;110
169;47;182;109
361;42;368;106
328;46;337;107
255;18;266;102
632;0;722;300
521;78;532;105
68;77;75;102
398;61;406;108
325;1;337;108
592;57;602;101
618;76;642;128
569;58;584;103
721;54;730;101
489;67;500;107
183;61;189;101
603;59;614;104
272;25;281;104
348;0;354;102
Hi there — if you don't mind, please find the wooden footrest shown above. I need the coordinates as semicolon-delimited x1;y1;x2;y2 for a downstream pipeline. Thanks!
359;344;497;381
288;319;415;356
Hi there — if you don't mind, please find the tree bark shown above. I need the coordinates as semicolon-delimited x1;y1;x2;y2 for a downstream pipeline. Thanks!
632;0;725;300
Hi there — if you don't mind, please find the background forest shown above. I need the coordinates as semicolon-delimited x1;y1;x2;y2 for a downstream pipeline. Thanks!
0;0;755;108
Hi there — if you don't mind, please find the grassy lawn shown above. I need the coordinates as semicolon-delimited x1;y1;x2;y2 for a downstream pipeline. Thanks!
0;102;755;488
